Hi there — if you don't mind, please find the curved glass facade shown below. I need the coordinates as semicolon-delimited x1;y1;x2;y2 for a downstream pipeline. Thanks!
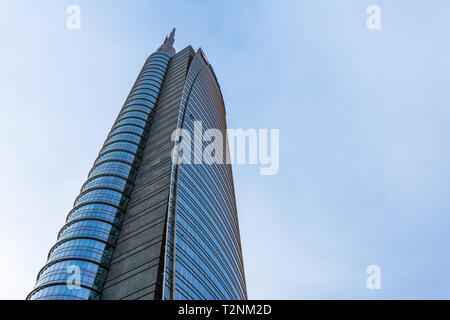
163;49;247;300
27;51;171;300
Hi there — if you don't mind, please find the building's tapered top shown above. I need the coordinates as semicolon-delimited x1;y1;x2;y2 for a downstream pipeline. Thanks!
157;28;176;56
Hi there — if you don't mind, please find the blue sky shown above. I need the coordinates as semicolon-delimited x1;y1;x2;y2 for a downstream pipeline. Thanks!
1;0;450;299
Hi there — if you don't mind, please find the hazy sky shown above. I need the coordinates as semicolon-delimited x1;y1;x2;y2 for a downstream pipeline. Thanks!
1;0;450;299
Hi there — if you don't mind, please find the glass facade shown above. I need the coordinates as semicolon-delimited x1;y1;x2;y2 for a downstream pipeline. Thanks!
164;50;247;300
27;51;171;300
28;31;247;300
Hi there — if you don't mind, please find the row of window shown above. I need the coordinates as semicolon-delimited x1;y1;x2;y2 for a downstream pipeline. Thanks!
29;285;99;300
67;203;124;226
48;238;113;265
82;175;130;195
127;91;159;102
106;132;143;146
59;219;119;244
110;124;145;137
75;188;129;209
114;117;148;129
121;104;153;115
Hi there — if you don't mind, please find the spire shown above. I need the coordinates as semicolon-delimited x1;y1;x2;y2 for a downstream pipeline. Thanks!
157;28;176;56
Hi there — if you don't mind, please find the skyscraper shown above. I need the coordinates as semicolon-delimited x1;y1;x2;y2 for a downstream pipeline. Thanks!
27;29;247;300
